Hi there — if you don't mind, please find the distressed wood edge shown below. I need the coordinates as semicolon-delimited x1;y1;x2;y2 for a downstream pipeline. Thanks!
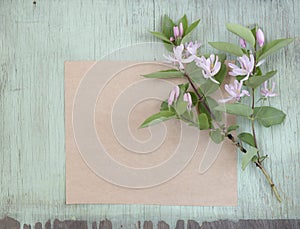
1;216;300;229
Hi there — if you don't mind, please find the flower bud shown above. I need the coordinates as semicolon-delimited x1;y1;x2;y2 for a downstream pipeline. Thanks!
168;86;180;106
179;22;184;37
173;26;179;39
256;28;265;47
183;93;192;110
239;38;247;48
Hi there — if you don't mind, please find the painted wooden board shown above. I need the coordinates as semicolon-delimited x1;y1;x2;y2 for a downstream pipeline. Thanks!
0;0;299;227
1;217;300;229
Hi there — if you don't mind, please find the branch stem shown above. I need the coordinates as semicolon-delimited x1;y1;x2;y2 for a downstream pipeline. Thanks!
251;88;261;159
255;161;282;202
184;73;216;120
183;72;282;202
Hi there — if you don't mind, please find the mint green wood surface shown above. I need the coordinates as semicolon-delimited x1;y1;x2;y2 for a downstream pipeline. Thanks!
0;0;299;227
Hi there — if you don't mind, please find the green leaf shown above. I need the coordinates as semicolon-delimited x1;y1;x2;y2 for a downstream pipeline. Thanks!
227;125;239;133
217;53;227;62
206;97;223;122
257;38;294;61
178;15;188;35
163;42;174;52
209;42;244;56
173;84;190;115
143;69;184;79
214;103;252;117
255;66;263;76
209;129;224;144
251;155;258;162
175;100;188;115
189;91;198;106
226;23;256;47
185;19;201;36
242;145;258;170
182;83;190;91
150;31;172;44
198;96;223;124
198;113;210;130
185;62;207;85
160;100;169;111
245;70;277;89
140;111;176;128
160;100;176;112
238;132;255;147
212;62;227;84
200;82;219;96
254;106;286;127
181;33;192;45
162;15;175;39
251;26;258;40
202;53;226;62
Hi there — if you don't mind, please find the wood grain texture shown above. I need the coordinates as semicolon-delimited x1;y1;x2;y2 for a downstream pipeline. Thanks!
0;0;299;227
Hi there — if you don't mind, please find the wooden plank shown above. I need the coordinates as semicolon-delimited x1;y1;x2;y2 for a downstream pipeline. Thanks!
187;220;200;229
1;218;300;228
201;220;236;229
99;220;112;229
0;217;20;229
45;220;51;229
91;222;97;229
53;219;88;229
175;220;184;229
157;221;169;229
0;0;299;227
23;225;31;229
143;221;153;229
34;223;42;229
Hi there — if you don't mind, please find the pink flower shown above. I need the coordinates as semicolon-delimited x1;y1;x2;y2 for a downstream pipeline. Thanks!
185;41;201;57
260;81;278;98
179;22;184;37
183;92;193;110
170;22;184;41
164;44;196;70
240;38;247;48
256;28;265;47
173;26;180;39
168;86;180;106
195;54;221;84
219;80;250;103
228;54;255;82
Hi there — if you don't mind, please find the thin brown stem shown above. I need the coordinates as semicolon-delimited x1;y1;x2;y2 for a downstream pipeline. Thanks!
228;133;282;202
184;73;216;120
251;88;260;158
255;161;282;202
226;133;247;153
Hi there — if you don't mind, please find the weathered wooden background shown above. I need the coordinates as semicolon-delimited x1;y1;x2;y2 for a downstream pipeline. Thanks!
0;0;299;228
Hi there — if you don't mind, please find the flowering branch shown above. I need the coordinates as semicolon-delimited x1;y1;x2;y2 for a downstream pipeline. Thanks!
141;15;294;202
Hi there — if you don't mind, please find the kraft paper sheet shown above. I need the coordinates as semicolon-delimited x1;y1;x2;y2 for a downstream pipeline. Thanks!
65;61;237;206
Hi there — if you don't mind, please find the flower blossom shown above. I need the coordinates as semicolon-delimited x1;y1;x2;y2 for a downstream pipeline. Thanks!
164;44;195;69
168;86;180;106
228;54;255;82
185;41;201;57
219;80;250;103
183;92;193;111
260;81;278;98
170;22;184;41
256;28;265;47
195;54;221;84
